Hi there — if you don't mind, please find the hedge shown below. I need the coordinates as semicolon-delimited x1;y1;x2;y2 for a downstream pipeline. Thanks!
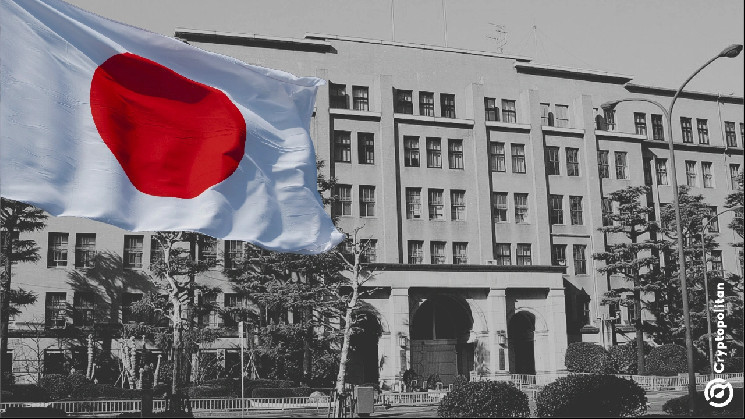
663;387;743;416
1;384;50;402
251;387;315;398
38;373;91;401
536;374;647;417
645;344;688;376
438;381;529;418
608;341;652;374
564;342;614;374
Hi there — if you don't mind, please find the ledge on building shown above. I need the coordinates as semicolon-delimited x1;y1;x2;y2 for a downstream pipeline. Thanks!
642;139;744;154
485;121;531;131
174;28;334;53
595;130;647;141
329;108;382;120
542;126;585;136
514;62;634;84
580;325;600;334
366;263;566;273
394;113;474;127
625;83;744;104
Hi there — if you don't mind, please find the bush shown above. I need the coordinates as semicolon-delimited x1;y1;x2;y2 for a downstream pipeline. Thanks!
608;341;653;374
2;384;49;402
452;375;469;390
185;378;296;398
564;342;613;374
39;373;91;401
663;387;743;416
438;381;529;418
645;344;688;376
251;387;314;398
68;383;146;400
536;374;646;417
426;373;442;390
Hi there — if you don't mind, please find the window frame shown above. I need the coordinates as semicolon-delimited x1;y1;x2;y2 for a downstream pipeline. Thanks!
359;185;376;217
549;194;564;225
651;114;664;141
598;150;609;179
569;196;584;225
489;142;506;172
514;193;529;224
573;244;587;274
395;89;413;114
426;137;442;168
47;232;69;268
332;184;352;217
484;97;499;121
634;112;647;136
551;244;567;266
681;117;693;143
448;139;464;169
403;136;420;167
428;189;445;220
566;147;580;176
450;190;466;221
357;132;375;165
333;130;352;163
495;243;511;265
329;82;348;109
511;144;526;174
501;99;517;123
656;158;669;185
546;146;560;175
555;104;569;128
408;241;424;264
406;187;422;220
702;161;714;188
123;235;144;269
516;244;532;266
492;192;508;223
440;93;456;118
352;85;369;111
614;151;628;180
453;242;468;265
419;91;435;117
430;241;446;264
697;119;709;144
74;233;96;269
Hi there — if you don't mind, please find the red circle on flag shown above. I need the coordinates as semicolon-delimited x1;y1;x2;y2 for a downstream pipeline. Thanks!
90;52;246;199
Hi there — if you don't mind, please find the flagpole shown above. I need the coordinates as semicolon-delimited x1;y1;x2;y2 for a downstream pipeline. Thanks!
390;0;395;42
441;0;448;47
240;321;245;418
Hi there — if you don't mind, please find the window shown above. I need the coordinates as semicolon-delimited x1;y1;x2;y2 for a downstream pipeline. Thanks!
361;239;377;263
501;99;516;123
656;159;669;185
492;192;508;223
551;244;567;266
730;164;741;189
223;293;244;328
441;94;456;118
710;250;723;276
573;244;587;274
404;136;420;167
652;114;664;141
45;292;67;329
602;197;613;226
570;196;584;225
511;144;526;173
615;152;628;179
44;350;66;375
352;86;369;111
540;103;552;126
681;117;693;143
198;236;217;265
450;190;465;221
419;91;435;116
484;97;499;121
334;131;351;163
448;139;463;169
395;89;413;114
121;293;143;324
453;243;468;265
73;292;94;327
598;150;609;178
332;184;352;217
604;108;616;131
514;193;529;224
224;240;244;270
431;241;446;264
47;232;68;267
359;186;375;217
685;161;697;187
406;188;422;219
702;162;714;188
428;189;444;220
495;243;511;265
516;244;532;266
566;148;580;176
75;233;96;268
408;241;423;264
549;195;564;225
555;104;569;128
489;142;506;172
358;133;375;164
546;147;560;175
123;235;143;269
150;236;164;266
725;122;737;147
634;112;647;136
329;83;347;109
708;207;720;233
697;119;709;144
426;137;442;168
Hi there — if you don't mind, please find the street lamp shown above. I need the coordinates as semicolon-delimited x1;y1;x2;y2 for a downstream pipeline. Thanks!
700;206;744;373
601;43;743;415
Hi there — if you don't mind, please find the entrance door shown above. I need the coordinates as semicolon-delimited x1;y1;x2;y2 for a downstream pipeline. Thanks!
508;311;536;374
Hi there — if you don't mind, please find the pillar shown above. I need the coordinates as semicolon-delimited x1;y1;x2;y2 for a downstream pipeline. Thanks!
486;288;508;378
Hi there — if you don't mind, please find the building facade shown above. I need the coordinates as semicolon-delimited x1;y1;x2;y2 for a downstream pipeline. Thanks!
4;31;743;387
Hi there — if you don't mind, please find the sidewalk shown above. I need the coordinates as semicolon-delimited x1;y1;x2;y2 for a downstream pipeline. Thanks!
194;405;439;418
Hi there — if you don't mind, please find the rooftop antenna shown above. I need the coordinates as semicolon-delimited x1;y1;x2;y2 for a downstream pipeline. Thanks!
442;0;448;47
532;24;538;61
487;23;507;53
390;0;395;42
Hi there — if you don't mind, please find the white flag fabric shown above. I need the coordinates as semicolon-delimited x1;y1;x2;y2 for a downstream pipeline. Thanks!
0;0;344;254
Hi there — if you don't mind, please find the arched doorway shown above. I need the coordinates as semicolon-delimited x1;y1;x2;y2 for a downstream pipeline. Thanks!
347;312;382;385
508;311;536;374
410;295;474;385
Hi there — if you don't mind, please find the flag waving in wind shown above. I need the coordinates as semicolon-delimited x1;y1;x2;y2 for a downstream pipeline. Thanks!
0;0;344;254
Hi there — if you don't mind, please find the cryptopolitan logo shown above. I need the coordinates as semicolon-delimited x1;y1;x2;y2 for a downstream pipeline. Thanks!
704;378;733;408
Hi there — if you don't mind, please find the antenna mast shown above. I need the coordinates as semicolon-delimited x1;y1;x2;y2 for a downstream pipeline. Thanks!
487;23;508;53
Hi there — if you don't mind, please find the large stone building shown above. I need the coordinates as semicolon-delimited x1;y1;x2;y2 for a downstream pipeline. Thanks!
3;30;743;387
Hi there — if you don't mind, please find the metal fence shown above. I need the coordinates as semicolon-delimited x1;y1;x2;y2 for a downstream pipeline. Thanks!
375;391;448;406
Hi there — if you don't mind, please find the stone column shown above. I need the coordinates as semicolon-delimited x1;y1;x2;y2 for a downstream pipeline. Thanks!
389;287;410;384
486;288;508;378
548;287;568;373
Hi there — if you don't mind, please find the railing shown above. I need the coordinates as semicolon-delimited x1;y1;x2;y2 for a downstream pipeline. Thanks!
375;391;448;406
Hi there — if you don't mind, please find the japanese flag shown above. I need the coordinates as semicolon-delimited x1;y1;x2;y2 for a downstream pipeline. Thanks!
0;0;344;254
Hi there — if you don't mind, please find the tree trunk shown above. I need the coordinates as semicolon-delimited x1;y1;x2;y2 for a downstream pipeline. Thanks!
169;291;185;413
333;273;359;418
1;228;14;387
634;288;645;374
86;334;94;380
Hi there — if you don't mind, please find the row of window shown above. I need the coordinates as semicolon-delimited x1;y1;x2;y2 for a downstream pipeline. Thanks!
546;146;580;176
329;83;369;111
394;89;458;118
492;243;533;266
488;142;527;173
549;195;585;226
402;137;464;169
602;109;743;147
551;244;588;274
540;103;571;128
597;150;630;179
407;241;469;264
405;189;465;220
333;131;376;164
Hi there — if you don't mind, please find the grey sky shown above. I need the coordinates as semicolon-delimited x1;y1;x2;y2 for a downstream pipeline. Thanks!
65;0;744;96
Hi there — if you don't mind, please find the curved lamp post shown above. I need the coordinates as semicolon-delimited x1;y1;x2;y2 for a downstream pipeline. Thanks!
701;205;744;373
602;43;743;415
